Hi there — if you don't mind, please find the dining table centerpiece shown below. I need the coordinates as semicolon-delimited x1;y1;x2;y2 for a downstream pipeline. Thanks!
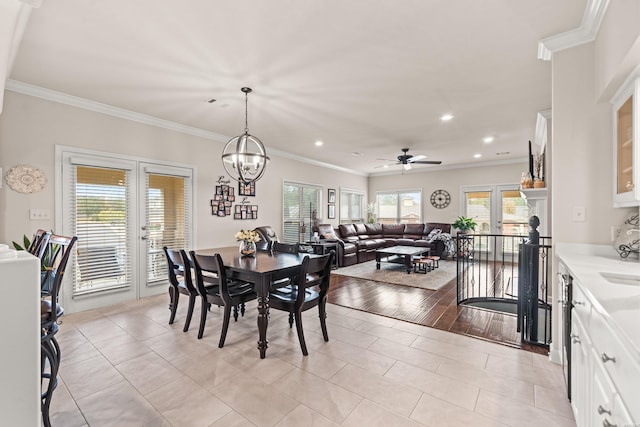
236;229;261;257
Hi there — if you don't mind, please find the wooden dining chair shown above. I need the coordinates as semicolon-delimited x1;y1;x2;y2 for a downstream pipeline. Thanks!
269;251;334;355
271;241;298;254
163;247;199;332
28;229;51;258
189;251;257;347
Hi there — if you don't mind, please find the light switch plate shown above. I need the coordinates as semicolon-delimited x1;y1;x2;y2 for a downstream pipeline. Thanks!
30;209;51;220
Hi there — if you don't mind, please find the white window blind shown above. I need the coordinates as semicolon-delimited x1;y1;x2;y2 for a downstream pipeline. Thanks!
73;165;133;295
339;189;364;223
283;182;321;243
145;173;191;285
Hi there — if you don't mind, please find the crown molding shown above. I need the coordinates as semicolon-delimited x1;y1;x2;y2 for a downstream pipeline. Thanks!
5;79;366;176
538;0;609;61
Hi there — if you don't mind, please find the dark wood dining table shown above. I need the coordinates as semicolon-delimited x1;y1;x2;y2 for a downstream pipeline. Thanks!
192;246;313;358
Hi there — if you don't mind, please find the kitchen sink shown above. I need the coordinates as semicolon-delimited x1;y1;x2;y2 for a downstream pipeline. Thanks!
600;272;640;286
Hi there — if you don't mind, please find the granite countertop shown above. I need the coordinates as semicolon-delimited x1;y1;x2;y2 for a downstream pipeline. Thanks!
556;243;640;363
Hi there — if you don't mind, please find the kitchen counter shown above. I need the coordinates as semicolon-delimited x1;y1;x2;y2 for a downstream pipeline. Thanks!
556;243;640;363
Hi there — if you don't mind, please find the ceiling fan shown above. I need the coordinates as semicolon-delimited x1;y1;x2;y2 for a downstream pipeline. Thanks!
376;148;442;170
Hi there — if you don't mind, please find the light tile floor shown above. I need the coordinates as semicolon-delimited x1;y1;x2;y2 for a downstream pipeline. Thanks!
50;294;576;426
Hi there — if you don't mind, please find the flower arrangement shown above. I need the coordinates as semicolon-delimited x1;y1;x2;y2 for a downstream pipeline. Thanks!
235;229;261;243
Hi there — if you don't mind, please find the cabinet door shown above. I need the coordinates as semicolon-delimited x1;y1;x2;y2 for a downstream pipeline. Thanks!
571;312;590;426
612;73;640;207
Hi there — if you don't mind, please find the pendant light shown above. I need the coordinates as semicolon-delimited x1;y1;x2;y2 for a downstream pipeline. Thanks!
221;87;269;183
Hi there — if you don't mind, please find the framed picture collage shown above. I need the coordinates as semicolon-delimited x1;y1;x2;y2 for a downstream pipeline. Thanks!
211;180;259;220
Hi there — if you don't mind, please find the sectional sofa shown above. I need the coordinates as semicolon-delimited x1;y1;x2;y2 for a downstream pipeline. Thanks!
316;222;452;267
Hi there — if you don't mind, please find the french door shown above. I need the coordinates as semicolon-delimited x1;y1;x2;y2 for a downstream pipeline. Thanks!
461;184;529;256
58;148;193;312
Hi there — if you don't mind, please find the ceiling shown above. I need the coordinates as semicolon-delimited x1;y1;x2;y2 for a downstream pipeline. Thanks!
9;0;586;175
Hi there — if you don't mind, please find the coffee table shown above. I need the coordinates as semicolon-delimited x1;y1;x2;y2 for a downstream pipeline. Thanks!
375;245;431;274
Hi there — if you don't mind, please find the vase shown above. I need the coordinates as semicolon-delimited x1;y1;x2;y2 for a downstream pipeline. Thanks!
239;240;256;257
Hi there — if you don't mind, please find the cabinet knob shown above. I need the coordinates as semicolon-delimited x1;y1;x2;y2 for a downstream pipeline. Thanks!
602;419;617;427
597;405;612;415
572;300;584;306
570;333;580;344
601;353;616;363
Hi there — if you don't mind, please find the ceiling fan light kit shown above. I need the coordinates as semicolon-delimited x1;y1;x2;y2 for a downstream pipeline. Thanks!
221;87;270;184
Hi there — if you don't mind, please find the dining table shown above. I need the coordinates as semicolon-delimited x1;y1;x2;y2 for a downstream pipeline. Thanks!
192;246;314;358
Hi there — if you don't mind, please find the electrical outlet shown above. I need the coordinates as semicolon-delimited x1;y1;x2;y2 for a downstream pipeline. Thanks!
611;226;622;242
30;209;51;220
572;206;586;222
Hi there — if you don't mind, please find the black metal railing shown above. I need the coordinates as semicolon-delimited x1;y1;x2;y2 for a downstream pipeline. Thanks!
456;217;552;347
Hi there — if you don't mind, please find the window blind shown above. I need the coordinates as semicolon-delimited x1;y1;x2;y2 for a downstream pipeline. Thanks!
73;165;133;295
283;182;321;243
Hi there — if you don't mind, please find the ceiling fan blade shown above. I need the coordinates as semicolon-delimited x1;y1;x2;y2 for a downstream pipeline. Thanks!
407;155;426;162
411;160;442;165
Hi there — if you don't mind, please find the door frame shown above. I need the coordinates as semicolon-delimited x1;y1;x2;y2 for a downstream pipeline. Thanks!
55;145;196;313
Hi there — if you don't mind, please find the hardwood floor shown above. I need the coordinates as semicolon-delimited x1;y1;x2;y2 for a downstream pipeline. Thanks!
327;274;548;355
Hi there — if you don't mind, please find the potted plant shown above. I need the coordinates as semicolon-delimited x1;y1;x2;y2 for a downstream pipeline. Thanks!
452;216;477;234
452;216;476;259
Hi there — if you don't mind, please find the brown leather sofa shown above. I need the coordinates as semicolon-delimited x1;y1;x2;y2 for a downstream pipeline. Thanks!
315;224;358;267
331;222;452;264
253;225;278;251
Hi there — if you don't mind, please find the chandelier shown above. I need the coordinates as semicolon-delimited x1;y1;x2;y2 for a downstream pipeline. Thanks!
221;87;269;183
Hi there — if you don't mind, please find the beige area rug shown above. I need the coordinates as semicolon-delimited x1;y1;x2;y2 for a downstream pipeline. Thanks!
333;259;457;291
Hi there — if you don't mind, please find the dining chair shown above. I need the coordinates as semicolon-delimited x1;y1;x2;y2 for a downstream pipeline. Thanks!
269;251;334;355
163;247;199;332
39;234;77;427
271;241;298;254
189;251;257;346
28;229;51;258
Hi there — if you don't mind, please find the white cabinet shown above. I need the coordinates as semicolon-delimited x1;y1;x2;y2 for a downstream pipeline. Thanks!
0;251;41;426
565;268;640;426
611;70;640;207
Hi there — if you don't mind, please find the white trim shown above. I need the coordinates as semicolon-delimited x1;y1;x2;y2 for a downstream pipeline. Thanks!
7;80;367;177
534;109;552;154
538;0;609;61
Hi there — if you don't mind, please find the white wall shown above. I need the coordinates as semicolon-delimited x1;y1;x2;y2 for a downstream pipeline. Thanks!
368;162;528;225
0;90;367;247
552;7;639;247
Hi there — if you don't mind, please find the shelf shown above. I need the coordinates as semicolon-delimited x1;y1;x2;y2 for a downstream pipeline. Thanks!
520;187;548;200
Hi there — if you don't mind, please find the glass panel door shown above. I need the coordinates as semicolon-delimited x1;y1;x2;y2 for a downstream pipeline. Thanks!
139;164;192;298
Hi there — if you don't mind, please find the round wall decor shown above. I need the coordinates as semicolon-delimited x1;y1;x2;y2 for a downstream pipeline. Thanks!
430;189;451;209
4;165;47;194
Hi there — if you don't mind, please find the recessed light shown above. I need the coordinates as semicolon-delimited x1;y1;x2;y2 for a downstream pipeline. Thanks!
483;136;494;143
383;164;389;168
440;114;454;121
315;140;323;146
474;153;482;158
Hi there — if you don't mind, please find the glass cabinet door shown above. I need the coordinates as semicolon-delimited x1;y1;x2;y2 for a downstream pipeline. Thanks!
612;73;640;207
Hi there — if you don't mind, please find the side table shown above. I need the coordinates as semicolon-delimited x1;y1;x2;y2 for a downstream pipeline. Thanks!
306;241;339;269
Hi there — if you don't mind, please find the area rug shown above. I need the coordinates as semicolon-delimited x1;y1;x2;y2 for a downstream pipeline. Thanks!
333;259;456;291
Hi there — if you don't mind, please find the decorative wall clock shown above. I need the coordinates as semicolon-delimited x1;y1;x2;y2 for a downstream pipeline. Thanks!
430;189;451;209
4;165;47;194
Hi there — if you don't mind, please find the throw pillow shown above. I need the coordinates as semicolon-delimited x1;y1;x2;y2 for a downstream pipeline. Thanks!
426;228;442;242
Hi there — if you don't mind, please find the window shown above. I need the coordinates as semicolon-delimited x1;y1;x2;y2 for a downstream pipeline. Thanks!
339;188;365;223
376;190;422;223
283;181;322;243
73;164;134;295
